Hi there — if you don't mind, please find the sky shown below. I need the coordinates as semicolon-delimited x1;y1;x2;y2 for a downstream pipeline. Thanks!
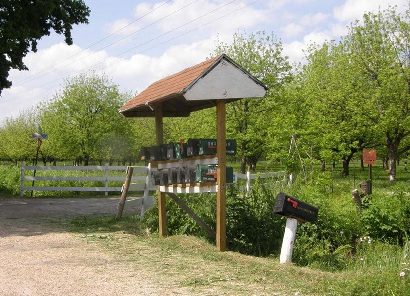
0;0;408;125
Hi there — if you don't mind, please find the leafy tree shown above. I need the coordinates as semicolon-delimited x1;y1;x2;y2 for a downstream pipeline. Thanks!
214;31;292;172
0;0;90;94
301;42;381;176
347;7;410;181
40;74;133;165
0;111;38;162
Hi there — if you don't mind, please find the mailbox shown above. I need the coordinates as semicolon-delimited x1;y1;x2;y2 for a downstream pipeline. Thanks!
195;164;234;183
273;192;318;223
166;143;176;160
187;139;200;157
140;147;150;160
175;143;187;159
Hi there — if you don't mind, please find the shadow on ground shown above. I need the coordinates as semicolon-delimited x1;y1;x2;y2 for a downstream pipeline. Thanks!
0;196;142;237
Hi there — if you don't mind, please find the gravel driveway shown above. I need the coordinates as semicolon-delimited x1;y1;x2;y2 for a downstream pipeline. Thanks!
0;197;173;296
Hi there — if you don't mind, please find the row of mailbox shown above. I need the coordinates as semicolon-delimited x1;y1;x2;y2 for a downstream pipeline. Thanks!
152;164;234;185
141;139;237;161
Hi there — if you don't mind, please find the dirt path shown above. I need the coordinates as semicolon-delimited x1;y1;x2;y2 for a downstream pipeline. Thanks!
0;197;180;296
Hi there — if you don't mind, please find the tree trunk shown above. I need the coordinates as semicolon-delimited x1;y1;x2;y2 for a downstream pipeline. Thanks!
320;160;326;171
240;158;246;174
360;155;364;171
387;135;400;182
341;152;354;177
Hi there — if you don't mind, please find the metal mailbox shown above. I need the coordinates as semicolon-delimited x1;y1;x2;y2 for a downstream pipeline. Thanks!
273;192;318;223
195;164;234;183
166;143;176;160
187;139;200;157
175;143;187;159
140;147;150;160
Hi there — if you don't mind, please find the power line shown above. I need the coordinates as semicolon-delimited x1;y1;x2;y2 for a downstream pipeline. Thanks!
10;0;259;96
12;0;195;87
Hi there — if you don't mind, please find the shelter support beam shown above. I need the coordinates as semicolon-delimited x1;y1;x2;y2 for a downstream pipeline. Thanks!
155;105;168;236
216;100;227;251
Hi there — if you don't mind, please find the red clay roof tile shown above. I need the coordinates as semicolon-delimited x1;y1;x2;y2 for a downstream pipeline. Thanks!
120;55;220;113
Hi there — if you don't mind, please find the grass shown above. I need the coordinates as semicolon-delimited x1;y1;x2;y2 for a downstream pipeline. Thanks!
69;215;410;295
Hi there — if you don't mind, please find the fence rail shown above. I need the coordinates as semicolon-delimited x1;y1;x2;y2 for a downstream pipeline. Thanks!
20;162;286;197
20;162;154;197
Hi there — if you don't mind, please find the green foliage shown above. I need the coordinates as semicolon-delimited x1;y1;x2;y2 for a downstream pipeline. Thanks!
40;74;135;164
362;191;410;244
215;31;292;172
0;0;90;93
0;111;38;161
0;164;20;195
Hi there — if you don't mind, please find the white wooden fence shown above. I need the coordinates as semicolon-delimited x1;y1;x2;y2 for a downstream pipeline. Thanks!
234;171;286;192
20;162;155;198
20;162;285;197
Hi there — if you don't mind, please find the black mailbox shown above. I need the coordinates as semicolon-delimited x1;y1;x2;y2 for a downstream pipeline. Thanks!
273;192;318;223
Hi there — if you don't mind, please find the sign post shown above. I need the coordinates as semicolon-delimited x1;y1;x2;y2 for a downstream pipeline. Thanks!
362;149;376;195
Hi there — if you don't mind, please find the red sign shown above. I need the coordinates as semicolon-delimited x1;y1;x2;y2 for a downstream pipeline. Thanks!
363;149;377;165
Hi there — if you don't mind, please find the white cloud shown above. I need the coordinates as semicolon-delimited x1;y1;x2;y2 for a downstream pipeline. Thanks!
133;0;266;35
281;23;304;37
300;12;328;27
334;0;408;22
107;19;140;36
283;40;307;63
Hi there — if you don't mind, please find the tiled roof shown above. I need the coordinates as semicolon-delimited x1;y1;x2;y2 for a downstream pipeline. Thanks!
120;55;220;116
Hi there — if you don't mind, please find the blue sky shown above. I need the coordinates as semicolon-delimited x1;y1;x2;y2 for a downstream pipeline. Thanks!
0;0;408;124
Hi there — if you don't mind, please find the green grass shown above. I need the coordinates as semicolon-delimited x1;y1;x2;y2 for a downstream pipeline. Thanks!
69;215;410;295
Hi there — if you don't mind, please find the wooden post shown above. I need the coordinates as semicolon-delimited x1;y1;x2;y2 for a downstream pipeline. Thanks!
216;100;226;251
20;161;25;198
141;163;152;216
280;218;298;264
155;105;168;236
116;166;133;219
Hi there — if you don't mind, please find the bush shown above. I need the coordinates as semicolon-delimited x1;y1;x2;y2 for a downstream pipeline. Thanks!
362;191;410;245
0;164;20;195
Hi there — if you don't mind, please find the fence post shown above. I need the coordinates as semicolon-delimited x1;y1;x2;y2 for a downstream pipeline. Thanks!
116;166;133;219
20;161;25;198
246;170;251;193
141;163;152;216
104;164;109;196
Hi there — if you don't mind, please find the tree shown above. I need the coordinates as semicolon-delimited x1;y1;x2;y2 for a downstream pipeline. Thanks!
0;111;38;162
301;42;381;176
40;74;133;165
347;7;410;181
214;31;292;172
0;0;90;94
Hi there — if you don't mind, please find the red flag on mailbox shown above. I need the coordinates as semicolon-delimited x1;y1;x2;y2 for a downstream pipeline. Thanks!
363;149;377;165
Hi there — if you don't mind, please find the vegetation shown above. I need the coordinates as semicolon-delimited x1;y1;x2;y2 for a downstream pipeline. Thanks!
0;0;90;93
1;6;410;294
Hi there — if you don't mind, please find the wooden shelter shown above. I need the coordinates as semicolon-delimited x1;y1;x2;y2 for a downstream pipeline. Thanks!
120;54;267;251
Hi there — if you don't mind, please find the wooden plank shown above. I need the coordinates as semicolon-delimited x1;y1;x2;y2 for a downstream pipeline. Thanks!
23;165;147;172
159;184;218;194
116;166;133;219
152;155;218;169
24;186;123;192
155;104;167;237
216;100;227;251
23;175;148;182
20;161;25;198
166;193;215;240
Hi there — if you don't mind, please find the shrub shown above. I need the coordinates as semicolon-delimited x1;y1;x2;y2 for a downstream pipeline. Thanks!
0;164;20;195
362;191;410;245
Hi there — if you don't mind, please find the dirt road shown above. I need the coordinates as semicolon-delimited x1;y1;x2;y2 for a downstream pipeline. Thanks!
0;197;176;296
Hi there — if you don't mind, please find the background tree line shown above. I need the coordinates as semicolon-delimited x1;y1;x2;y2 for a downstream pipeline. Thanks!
0;6;409;182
